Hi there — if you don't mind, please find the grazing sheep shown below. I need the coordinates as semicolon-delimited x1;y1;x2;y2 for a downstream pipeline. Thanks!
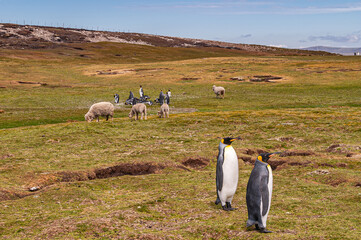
85;102;114;122
212;85;225;99
158;103;169;118
129;103;147;120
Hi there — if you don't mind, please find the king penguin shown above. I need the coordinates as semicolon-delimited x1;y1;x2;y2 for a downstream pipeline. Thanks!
246;152;280;233
215;137;240;211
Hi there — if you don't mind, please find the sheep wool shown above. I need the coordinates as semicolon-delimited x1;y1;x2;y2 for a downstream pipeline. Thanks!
85;102;114;122
212;85;225;98
129;103;147;120
158;103;169;118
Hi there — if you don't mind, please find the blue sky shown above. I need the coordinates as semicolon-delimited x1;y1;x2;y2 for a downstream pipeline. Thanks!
1;0;361;48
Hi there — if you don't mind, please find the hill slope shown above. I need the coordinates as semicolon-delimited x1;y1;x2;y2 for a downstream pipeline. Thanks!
302;46;361;56
0;23;333;56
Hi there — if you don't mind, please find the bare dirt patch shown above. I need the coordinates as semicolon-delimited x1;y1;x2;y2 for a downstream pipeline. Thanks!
239;154;312;170
327;178;347;187
180;77;199;81
0;188;30;201
250;75;283;82
182;157;210;169
88;68;170;76
315;162;348;168
296;67;361;74
279;150;315;157
229;77;245;81
326;144;361;154
1;163;164;201
59;162;164;182
230;75;283;83
17;81;47;86
241;148;268;155
307;170;348;187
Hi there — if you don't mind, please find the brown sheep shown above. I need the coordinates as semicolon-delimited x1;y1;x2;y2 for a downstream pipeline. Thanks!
158;103;169;118
129;103;147;120
85;102;114;122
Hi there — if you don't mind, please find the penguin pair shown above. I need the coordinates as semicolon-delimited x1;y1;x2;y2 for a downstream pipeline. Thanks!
215;137;280;233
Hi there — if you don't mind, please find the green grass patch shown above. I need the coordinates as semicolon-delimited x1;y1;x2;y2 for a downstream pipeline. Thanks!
0;46;360;239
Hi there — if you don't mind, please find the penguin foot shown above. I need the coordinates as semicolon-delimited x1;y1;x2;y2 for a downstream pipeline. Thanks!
226;202;237;211
255;224;260;230
259;228;272;233
222;205;232;211
215;198;221;205
221;203;237;211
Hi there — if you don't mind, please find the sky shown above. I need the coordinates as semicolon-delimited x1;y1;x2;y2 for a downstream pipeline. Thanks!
0;0;361;49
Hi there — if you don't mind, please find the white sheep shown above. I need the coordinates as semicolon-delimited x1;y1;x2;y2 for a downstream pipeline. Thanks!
158;103;169;118
212;85;225;99
85;102;114;122
129;103;147;120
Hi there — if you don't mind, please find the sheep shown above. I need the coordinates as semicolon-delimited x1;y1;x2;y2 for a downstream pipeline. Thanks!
85;102;114;122
212;85;225;99
129;103;147;120
158;103;169;118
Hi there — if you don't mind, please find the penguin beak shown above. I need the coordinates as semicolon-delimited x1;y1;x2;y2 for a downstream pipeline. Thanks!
269;152;281;158
230;137;242;142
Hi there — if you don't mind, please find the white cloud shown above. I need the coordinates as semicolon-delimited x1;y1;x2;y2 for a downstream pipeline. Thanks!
308;32;361;43
268;44;288;48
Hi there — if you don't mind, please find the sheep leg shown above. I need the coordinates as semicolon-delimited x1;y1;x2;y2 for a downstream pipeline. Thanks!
97;116;99;122
144;110;147;120
136;112;138;120
141;112;143;120
106;115;109;121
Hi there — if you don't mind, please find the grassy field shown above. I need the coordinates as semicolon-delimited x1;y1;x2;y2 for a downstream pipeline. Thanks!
0;43;360;239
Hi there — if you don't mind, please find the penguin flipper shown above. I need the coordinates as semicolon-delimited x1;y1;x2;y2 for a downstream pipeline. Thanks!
216;150;224;192
260;175;270;216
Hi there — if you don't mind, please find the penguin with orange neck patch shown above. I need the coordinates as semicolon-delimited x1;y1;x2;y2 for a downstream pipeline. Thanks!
215;137;240;211
246;152;280;233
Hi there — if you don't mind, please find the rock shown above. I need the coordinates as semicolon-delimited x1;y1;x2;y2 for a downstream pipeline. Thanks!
308;170;330;175
29;186;40;192
230;77;244;81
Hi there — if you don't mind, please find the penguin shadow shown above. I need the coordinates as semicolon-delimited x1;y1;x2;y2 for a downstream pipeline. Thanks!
209;201;238;212
245;225;274;234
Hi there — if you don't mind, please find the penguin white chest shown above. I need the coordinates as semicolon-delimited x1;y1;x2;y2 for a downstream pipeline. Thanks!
267;165;273;196
260;165;273;227
222;146;239;193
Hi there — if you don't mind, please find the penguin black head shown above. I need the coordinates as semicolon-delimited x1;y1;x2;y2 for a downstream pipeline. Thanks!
221;137;241;145
257;152;281;163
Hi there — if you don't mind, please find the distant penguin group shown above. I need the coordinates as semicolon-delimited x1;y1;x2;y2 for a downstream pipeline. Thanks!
215;137;281;233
